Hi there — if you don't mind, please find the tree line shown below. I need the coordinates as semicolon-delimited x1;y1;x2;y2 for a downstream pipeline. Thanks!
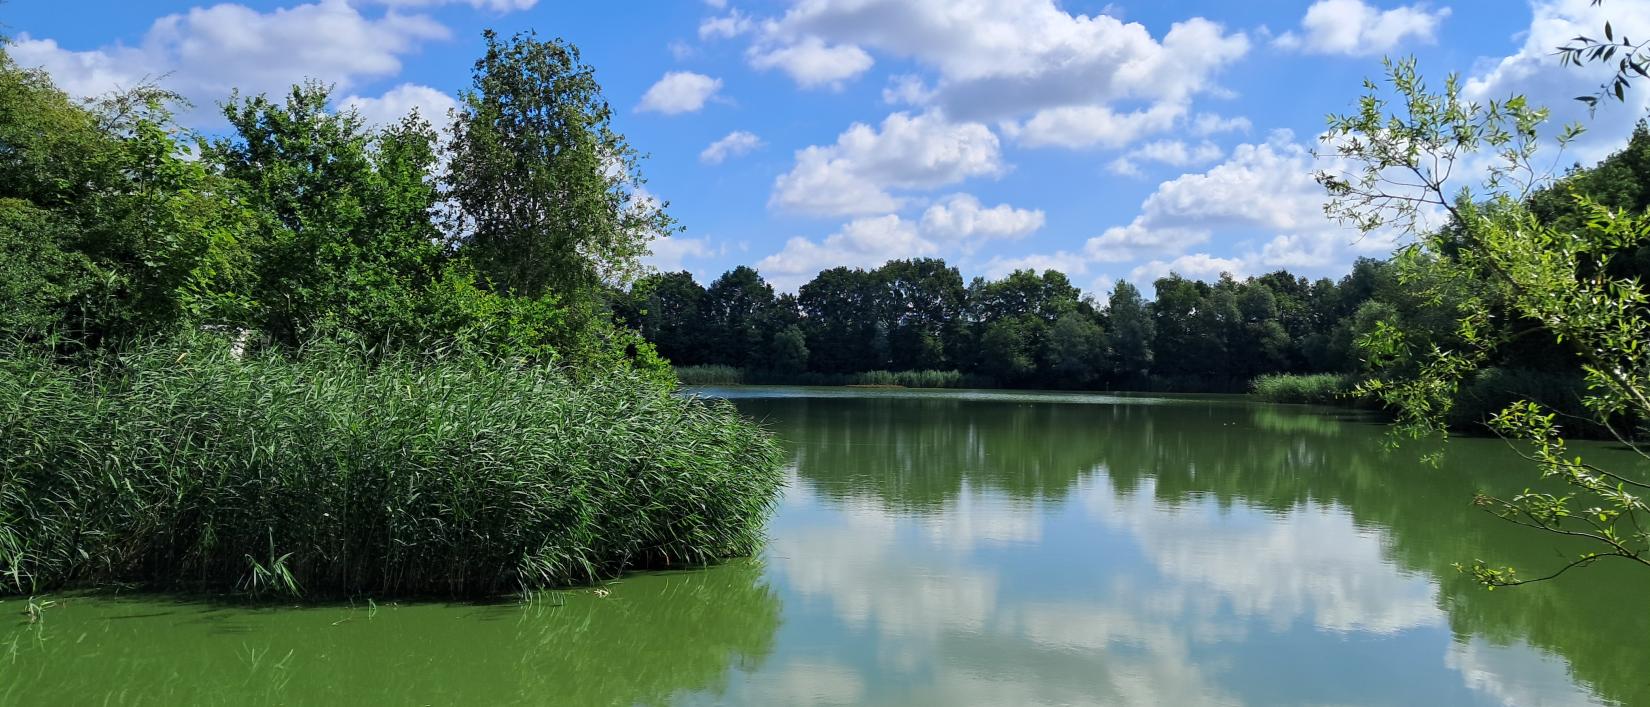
619;122;1650;396
618;257;1416;390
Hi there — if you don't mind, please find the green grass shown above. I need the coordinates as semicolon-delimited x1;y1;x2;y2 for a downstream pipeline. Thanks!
0;338;786;598
1250;373;1359;405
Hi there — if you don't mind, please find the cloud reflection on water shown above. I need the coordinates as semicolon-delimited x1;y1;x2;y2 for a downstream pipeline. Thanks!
754;452;1605;706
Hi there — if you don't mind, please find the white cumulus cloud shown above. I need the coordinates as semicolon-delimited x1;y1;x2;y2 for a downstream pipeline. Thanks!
1273;0;1451;56
700;130;765;164
757;215;935;290
1000;129;1379;288
368;0;536;10
700;10;754;40
341;83;456;127
1129;253;1249;284
1082;130;1334;266
1009;103;1187;150
738;0;1246;154
638;71;723;114
1107;139;1225;177
752;1;1248;123
757;194;1044;290
1462;0;1650;165
747;36;874;90
644;235;722;273
920;194;1044;246
770;111;1003;216
8;1;448;121
1192;112;1253;136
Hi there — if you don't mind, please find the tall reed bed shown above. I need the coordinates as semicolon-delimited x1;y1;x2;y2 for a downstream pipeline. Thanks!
849;370;976;388
0;339;786;597
673;364;746;385
672;366;983;389
1250;373;1360;404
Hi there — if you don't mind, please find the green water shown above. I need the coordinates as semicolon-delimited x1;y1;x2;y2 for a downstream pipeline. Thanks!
4;388;1647;706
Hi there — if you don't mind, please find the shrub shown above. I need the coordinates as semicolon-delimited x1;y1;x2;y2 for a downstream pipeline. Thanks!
0;338;786;597
1145;374;1250;394
1449;367;1607;436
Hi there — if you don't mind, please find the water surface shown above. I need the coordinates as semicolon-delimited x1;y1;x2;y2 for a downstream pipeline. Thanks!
5;387;1647;705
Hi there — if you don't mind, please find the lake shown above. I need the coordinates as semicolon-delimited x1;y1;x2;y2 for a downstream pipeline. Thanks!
4;387;1647;705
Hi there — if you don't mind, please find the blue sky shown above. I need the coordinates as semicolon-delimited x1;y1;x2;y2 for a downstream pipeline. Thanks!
8;0;1649;294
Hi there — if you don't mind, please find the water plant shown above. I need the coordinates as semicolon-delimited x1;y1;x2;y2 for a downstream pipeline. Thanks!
0;337;786;597
1251;373;1359;405
673;364;746;386
672;365;984;389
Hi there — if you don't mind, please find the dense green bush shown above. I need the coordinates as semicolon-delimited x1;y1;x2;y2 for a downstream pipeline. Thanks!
1143;374;1250;394
0;338;786;597
1448;367;1603;435
1251;373;1359;404
1251;369;1635;437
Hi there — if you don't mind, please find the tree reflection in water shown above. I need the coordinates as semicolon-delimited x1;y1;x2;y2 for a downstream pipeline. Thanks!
745;390;1643;706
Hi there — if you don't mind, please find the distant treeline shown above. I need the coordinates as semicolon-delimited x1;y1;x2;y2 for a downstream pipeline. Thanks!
617;258;1423;392
618;122;1650;406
